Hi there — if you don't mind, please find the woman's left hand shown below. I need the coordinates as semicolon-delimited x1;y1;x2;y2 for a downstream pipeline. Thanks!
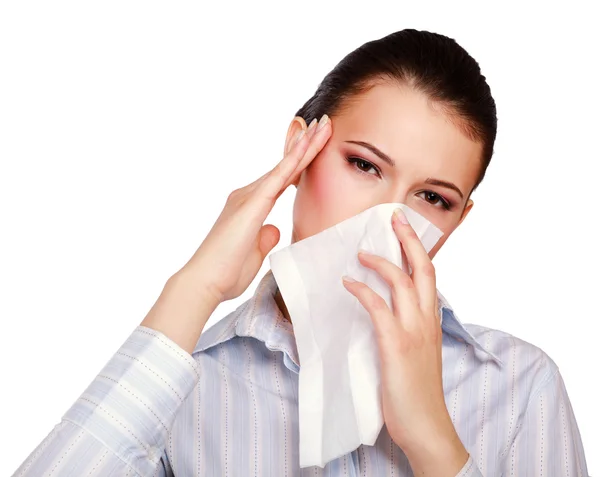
341;208;468;473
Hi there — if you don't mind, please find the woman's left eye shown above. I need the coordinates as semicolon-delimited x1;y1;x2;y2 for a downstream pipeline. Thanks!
347;156;380;177
418;191;451;210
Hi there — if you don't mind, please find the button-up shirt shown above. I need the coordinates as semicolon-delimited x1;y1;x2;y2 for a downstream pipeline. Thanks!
13;270;589;476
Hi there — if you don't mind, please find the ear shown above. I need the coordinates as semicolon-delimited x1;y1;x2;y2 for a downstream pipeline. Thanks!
457;198;474;227
285;116;308;155
284;117;308;187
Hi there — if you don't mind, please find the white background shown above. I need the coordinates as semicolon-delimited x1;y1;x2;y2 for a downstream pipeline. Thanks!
1;1;598;474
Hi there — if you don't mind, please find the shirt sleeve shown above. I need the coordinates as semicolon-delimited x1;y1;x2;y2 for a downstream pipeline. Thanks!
453;367;589;477
499;367;589;476
11;326;200;477
453;454;482;477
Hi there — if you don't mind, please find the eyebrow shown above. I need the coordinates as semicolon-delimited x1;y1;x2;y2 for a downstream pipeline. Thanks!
344;140;465;200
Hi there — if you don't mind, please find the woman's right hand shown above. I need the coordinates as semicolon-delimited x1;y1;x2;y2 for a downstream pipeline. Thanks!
178;114;332;304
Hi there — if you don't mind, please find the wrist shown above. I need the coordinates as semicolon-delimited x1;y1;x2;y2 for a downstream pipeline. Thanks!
403;421;469;477
170;266;225;306
140;269;222;355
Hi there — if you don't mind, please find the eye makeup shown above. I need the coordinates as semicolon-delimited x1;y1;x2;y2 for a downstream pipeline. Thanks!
344;154;455;211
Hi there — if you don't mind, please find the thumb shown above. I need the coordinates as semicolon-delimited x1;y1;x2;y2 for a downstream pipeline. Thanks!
258;224;281;259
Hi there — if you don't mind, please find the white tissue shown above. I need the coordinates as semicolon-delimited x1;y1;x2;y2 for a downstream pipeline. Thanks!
269;203;443;468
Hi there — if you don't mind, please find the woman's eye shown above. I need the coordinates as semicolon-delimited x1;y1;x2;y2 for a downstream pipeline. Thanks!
418;191;451;210
347;156;380;177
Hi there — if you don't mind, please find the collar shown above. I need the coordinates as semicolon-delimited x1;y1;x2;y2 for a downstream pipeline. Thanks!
193;270;300;366
437;289;504;366
193;270;504;368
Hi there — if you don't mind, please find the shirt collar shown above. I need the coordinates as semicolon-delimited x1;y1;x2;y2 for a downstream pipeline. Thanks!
193;270;300;366
193;270;503;368
437;289;504;366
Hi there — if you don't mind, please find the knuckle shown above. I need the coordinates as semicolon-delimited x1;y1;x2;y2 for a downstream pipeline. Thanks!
227;188;242;202
370;294;388;312
420;262;436;277
395;271;414;289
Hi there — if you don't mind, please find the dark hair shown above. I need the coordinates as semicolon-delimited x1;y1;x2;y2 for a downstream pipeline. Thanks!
295;29;497;195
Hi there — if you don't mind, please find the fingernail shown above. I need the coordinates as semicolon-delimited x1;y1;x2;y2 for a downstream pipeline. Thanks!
307;118;318;137
294;129;306;145
357;249;370;258
393;208;409;225
342;275;356;283
317;114;329;131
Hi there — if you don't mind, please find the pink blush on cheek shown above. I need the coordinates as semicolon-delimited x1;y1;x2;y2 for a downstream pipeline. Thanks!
295;152;373;240
306;158;364;226
308;157;353;212
311;165;337;204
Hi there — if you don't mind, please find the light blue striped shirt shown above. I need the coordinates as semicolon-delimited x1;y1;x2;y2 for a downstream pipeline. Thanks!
13;270;589;476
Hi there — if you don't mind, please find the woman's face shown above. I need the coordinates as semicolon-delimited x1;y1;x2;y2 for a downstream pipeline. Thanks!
287;82;482;259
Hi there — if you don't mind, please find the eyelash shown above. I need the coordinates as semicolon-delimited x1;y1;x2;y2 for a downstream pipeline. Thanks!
345;155;453;211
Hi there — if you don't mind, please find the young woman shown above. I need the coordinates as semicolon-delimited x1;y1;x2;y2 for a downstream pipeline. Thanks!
13;29;588;476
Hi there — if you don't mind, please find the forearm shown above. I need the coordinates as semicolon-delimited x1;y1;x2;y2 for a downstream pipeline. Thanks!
141;268;222;355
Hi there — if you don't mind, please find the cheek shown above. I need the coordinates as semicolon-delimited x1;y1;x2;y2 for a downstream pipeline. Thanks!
293;152;357;240
310;157;342;204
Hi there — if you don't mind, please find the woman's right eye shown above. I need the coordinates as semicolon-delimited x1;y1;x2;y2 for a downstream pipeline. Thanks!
346;156;381;177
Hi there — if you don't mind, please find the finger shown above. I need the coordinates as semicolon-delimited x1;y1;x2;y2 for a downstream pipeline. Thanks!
341;276;397;338
284;114;332;189
245;115;330;201
356;251;420;326
274;117;318;196
244;170;271;195
392;209;437;318
263;114;331;198
256;118;317;191
244;128;310;201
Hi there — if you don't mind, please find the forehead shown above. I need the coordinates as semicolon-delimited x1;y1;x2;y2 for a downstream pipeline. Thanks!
333;82;482;192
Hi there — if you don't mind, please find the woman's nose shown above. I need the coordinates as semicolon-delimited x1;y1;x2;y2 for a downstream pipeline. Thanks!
384;188;409;205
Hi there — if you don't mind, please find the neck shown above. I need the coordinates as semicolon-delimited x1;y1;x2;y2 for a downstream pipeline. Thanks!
274;287;292;323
